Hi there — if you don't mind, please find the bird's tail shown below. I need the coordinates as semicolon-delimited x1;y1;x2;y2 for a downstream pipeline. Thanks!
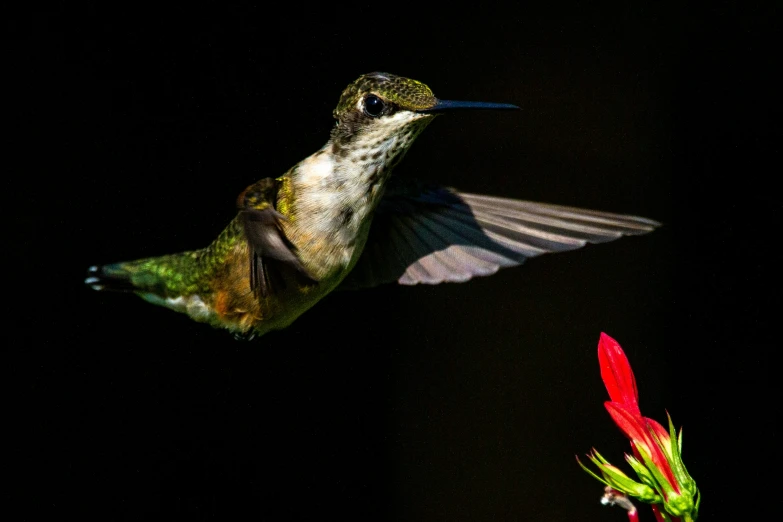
85;263;136;292
85;260;166;296
84;253;195;297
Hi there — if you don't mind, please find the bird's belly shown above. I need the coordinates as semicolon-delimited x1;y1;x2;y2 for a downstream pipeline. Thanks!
140;293;212;320
245;226;373;336
197;247;355;336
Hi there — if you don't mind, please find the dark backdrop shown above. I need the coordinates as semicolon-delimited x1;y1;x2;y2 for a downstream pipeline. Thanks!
9;5;775;521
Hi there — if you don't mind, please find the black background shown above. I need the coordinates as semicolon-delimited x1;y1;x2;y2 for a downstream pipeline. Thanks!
9;5;775;521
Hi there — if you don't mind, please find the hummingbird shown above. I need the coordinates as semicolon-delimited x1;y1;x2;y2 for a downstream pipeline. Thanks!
85;72;659;339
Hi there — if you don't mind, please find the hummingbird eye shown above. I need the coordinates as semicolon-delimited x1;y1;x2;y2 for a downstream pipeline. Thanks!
363;95;385;117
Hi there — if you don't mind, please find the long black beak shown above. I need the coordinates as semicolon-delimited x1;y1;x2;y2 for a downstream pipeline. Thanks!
416;99;520;113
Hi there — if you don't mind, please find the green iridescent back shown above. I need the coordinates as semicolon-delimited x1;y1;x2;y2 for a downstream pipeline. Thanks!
333;72;438;119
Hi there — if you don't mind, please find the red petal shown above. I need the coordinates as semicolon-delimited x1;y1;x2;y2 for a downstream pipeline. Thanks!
605;402;679;492
646;417;671;444
598;333;640;415
605;402;649;445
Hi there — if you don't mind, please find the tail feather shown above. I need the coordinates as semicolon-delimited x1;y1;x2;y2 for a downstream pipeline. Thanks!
85;251;203;299
85;259;175;295
85;264;139;292
85;257;212;323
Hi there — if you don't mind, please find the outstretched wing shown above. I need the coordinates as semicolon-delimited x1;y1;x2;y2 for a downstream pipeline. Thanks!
339;181;659;290
238;178;315;297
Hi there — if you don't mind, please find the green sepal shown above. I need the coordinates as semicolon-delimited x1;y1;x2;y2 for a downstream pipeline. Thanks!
576;455;612;488
591;450;611;466
581;451;660;501
624;455;663;501
664;492;695;517
677;424;683;454
667;414;698;496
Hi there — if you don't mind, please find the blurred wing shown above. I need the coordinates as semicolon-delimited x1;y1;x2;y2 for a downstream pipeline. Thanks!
239;177;315;298
339;182;659;290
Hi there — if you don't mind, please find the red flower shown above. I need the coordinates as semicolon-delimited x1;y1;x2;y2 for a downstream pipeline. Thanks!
579;333;700;521
598;333;640;415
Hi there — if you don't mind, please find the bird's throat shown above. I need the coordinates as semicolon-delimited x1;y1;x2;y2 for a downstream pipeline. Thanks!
283;115;433;280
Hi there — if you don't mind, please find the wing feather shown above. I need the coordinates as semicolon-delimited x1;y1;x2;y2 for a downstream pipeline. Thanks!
339;182;660;289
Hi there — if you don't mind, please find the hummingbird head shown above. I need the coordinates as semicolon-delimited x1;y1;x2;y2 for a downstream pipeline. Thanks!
332;72;439;121
329;72;518;175
330;72;438;157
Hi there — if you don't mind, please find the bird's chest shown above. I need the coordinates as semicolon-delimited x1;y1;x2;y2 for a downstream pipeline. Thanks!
283;153;387;279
